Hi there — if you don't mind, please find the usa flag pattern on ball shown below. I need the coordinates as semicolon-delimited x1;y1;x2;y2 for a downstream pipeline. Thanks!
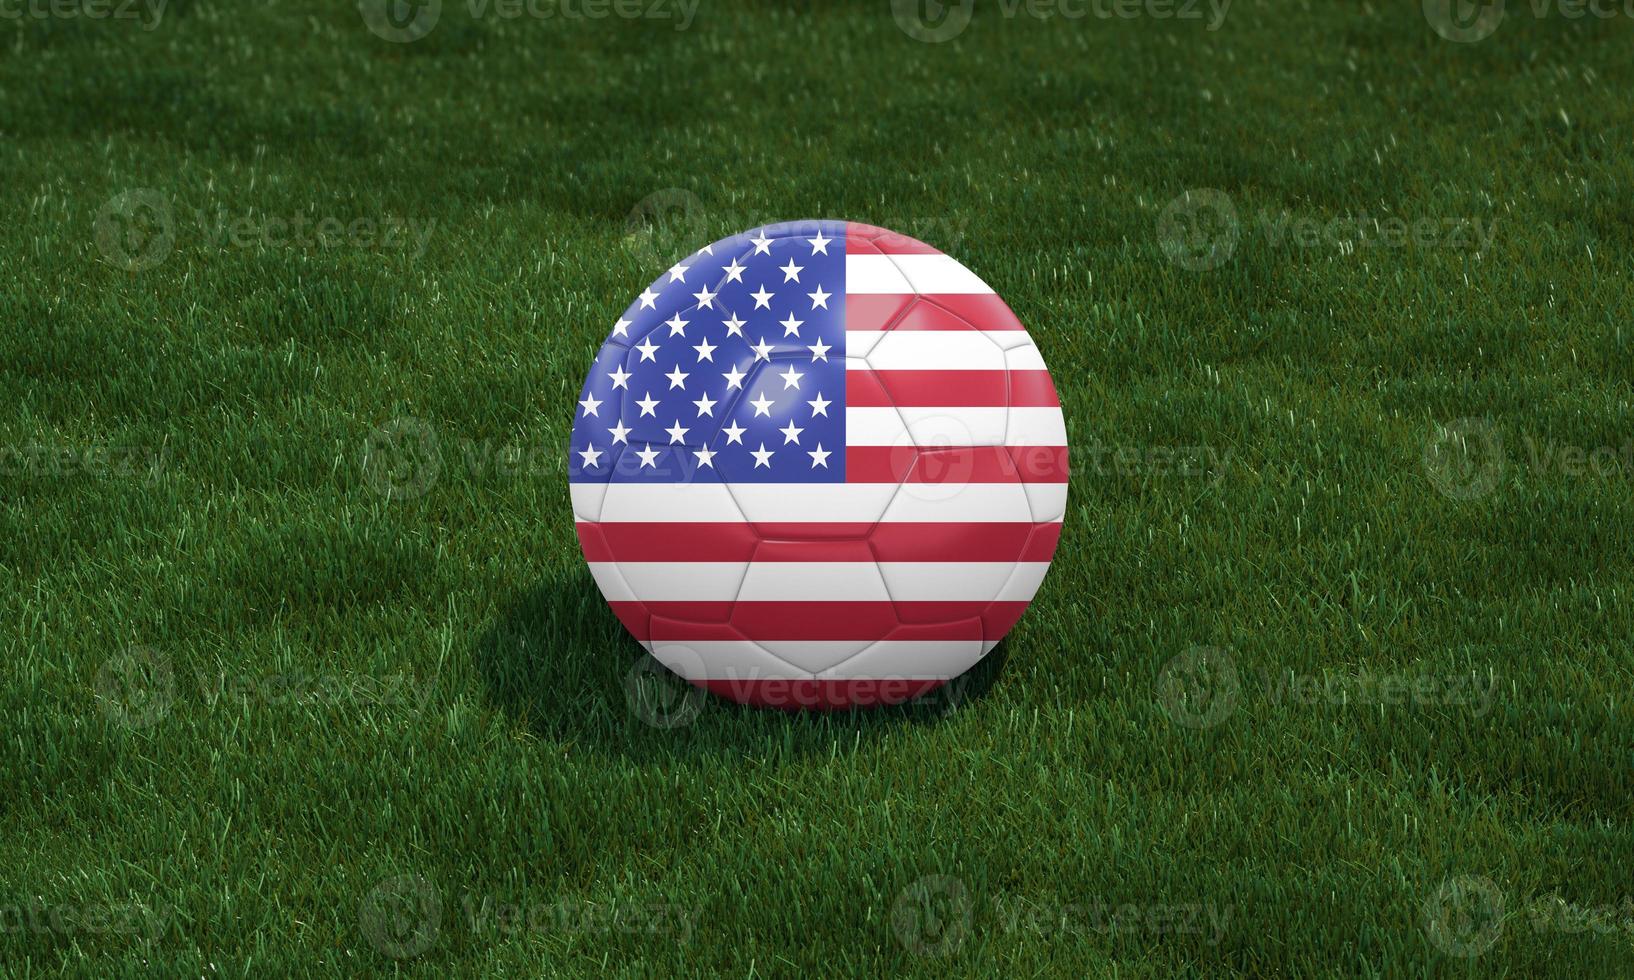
570;220;1067;709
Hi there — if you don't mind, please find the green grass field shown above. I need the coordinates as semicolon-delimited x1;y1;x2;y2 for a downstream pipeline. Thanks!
5;0;1634;973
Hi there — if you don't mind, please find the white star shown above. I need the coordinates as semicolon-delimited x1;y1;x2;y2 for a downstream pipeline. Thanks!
608;421;631;444
750;231;773;255
808;285;831;310
780;420;804;444
751;442;775;468
667;262;688;282
693;285;717;308
578;443;602;467
722;364;747;389
751;337;774;361
779;365;804;389
665;313;688;337
578;394;601;417
722;258;747;283
635;337;659;362
808;443;831;468
636;445;660;468
722;313;746;337
665;365;689;389
693;392;717;416
809;231;831;255
807;392;831;416
750;285;774;309
636;392;660;417
750;393;775;417
807;338;830;361
693;447;716;467
698;243;714;255
780;259;803;283
608;365;632;389
665;420;690;443
638;288;658;309
722;421;747;444
780;312;803;337
693;338;717;362
612;317;631;338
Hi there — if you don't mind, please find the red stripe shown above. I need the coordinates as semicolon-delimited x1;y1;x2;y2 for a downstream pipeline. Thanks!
611;601;1031;640
844;294;915;329
578;521;1062;563
843;294;1025;331
847;369;1059;407
844;445;1069;483
696;677;946;710
845;222;943;255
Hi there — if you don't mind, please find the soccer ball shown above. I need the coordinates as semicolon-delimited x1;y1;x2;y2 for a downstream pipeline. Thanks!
570;220;1067;709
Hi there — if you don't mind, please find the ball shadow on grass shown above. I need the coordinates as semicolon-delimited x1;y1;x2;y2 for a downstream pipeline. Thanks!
475;566;1010;762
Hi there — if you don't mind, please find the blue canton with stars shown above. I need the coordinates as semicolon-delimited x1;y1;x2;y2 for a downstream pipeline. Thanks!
570;220;847;483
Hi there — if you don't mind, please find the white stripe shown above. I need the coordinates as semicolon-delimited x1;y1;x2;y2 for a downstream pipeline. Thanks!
650;639;992;679
845;254;994;294
1024;480;1068;523
845;407;1067;447
844;332;1044;367
1005;345;1048;370
589;561;1050;603
573;481;1066;524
